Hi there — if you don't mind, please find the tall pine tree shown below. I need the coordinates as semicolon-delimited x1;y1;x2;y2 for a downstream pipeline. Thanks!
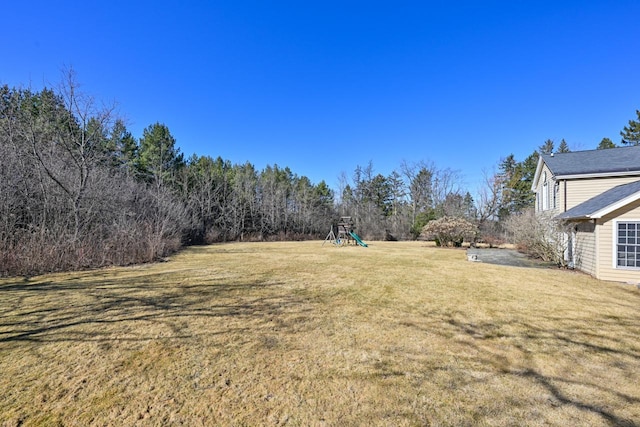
557;139;570;153
620;110;640;145
138;122;184;188
498;152;538;218
539;139;554;154
597;137;616;150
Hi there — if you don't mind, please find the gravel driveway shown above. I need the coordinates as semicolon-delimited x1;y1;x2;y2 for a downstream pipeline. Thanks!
466;248;554;269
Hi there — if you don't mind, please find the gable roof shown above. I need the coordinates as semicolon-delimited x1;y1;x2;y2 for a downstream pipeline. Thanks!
544;145;640;176
556;180;640;221
532;145;640;191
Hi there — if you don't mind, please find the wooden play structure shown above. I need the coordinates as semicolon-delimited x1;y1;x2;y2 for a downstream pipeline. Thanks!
323;217;368;247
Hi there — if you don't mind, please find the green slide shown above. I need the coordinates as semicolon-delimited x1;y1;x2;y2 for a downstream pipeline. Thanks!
349;231;368;247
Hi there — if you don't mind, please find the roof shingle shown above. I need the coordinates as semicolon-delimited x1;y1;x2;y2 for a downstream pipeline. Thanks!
542;145;640;177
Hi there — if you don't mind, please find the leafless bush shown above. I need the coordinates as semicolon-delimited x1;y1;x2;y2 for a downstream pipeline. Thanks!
0;157;187;276
503;209;570;266
477;220;504;247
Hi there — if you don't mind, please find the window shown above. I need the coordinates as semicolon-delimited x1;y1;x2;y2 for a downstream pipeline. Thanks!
616;222;640;268
542;172;549;210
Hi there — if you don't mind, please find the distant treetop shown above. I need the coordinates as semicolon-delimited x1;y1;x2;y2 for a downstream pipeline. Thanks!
621;109;640;146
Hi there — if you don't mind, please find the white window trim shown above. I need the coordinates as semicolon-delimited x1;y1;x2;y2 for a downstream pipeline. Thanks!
613;219;640;270
542;172;549;211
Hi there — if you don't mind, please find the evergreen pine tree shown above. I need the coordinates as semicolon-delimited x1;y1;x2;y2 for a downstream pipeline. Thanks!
539;139;554;154
620;110;640;145
557;139;570;153
597;137;616;150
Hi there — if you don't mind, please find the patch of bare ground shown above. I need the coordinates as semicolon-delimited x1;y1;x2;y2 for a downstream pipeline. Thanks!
1;241;639;426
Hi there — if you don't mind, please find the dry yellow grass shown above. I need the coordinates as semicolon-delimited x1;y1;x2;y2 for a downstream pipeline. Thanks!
1;241;639;426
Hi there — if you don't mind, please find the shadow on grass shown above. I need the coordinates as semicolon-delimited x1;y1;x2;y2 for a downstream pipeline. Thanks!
2;264;640;426
397;310;640;427
520;368;638;427
0;274;308;345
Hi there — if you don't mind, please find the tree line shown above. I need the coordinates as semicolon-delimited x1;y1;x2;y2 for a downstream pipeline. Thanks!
336;161;476;241
2;72;639;275
0;74;334;276
332;113;640;246
0;75;490;276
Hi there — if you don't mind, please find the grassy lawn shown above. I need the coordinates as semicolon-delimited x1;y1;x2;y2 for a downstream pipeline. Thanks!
1;241;639;426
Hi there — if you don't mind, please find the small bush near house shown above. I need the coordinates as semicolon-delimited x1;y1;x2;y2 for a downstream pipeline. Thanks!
503;209;570;266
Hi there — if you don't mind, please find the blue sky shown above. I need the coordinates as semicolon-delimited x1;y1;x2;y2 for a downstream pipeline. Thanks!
3;1;639;195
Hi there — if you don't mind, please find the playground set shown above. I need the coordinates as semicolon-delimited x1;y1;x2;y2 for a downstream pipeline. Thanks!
323;216;368;247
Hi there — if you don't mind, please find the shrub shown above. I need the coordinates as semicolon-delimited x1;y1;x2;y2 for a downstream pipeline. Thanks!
503;209;571;266
421;216;478;247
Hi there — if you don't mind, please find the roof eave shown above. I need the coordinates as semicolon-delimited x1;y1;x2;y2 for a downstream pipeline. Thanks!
588;190;640;219
557;214;591;221
560;189;640;221
531;156;546;192
555;170;640;180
